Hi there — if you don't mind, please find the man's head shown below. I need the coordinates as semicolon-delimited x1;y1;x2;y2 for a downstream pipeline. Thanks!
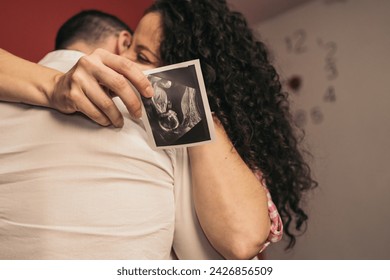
55;10;132;55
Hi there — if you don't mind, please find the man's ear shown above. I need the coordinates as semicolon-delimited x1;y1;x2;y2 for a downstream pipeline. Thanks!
117;30;132;55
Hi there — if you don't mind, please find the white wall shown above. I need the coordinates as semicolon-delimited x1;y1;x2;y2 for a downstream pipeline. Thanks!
255;0;390;259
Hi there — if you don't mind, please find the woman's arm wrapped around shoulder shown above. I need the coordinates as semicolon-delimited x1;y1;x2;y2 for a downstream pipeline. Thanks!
0;48;60;107
0;48;153;127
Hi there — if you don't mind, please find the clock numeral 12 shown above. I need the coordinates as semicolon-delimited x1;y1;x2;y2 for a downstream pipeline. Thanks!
285;29;308;54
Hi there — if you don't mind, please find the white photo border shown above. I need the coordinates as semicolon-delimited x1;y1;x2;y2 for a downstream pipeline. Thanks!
141;59;215;149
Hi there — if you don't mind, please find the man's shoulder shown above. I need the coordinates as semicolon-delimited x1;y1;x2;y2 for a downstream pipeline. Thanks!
38;50;85;72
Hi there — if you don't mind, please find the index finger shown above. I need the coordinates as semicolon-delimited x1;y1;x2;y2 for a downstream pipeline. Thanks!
93;49;154;99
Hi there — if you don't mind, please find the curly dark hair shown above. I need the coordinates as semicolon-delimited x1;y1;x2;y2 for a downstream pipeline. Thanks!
147;0;317;249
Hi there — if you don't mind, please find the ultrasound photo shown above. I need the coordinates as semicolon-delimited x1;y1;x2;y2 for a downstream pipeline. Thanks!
141;60;215;149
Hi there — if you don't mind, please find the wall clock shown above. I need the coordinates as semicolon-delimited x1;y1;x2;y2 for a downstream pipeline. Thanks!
279;27;339;128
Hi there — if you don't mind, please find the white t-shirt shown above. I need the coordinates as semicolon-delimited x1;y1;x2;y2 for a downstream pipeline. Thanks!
0;50;224;259
38;49;85;72
0;98;177;259
0;51;175;259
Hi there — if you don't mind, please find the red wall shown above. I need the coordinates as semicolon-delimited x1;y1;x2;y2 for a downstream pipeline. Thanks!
0;0;153;62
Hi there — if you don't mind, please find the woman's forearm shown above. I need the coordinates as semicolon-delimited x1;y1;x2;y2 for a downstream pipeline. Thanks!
0;48;153;127
188;118;271;260
0;48;60;106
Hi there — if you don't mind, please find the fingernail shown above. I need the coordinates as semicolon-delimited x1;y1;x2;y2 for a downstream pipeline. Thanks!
135;109;142;119
146;85;154;98
101;120;111;127
113;118;124;128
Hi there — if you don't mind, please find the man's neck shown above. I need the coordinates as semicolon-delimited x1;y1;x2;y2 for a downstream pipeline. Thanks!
66;41;95;54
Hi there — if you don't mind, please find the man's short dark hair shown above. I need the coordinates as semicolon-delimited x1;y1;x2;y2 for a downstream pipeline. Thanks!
55;10;132;50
